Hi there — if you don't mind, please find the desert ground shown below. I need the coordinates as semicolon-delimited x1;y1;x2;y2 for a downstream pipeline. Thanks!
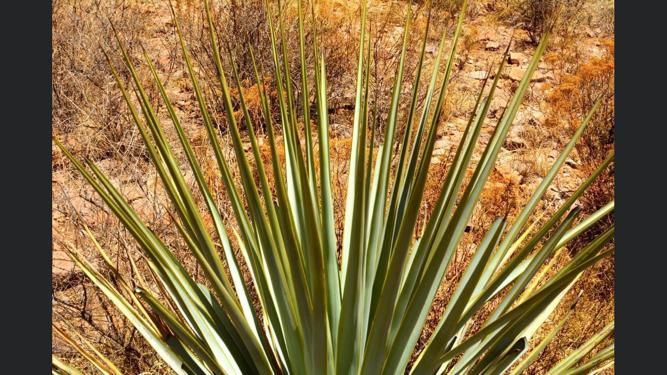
52;0;614;373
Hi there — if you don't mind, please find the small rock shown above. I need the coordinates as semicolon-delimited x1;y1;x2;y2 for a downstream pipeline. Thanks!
157;52;171;69
452;117;468;131
456;56;468;68
503;67;553;82
432;148;447;157
590;45;604;58
476;29;493;42
547;186;563;201
508;52;527;65
504;67;524;81
553;169;581;193
390;26;405;43
437;118;462;138
531;70;554;83
488;88;512;116
515;111;529;125
167;88;190;102
546;149;560;162
468;70;489;80
529;110;546;126
433;139;451;156
485;41;501;51
52;171;69;186
565;158;578;168
505;126;527;150
182;170;196;187
52;250;75;276
66;195;95;217
495;152;524;184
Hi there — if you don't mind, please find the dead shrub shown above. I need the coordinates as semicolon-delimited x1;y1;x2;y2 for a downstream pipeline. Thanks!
52;0;155;165
545;38;614;235
500;0;586;44
174;0;356;135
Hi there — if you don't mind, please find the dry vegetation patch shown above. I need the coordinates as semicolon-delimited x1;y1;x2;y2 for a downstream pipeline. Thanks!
52;0;614;373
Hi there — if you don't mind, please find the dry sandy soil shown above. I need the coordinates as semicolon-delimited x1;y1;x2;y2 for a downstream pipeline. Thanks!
52;0;614;373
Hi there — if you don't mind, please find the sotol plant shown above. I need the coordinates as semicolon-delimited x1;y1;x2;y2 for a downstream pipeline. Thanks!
53;0;614;374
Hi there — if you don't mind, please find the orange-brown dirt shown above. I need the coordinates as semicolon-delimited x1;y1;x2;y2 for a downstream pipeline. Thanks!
52;0;614;373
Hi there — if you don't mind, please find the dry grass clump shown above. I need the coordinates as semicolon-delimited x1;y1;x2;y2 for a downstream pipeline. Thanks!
496;0;586;44
52;2;168;367
52;0;156;167
172;0;357;135
513;39;614;372
545;37;614;241
512;245;613;374
547;39;614;164
52;164;195;373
